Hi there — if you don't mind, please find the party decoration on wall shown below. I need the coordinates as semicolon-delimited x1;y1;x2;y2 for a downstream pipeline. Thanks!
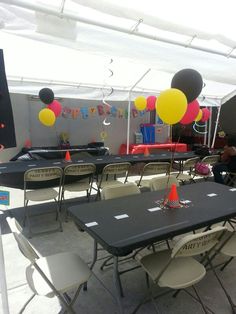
194;109;203;122
97;104;105;116
39;88;54;104
80;107;89;119
111;106;117;117
201;107;211;122
156;88;187;125
47;100;62;117
71;108;80;119
171;69;203;103
100;131;108;140
89;107;96;116
118;108;124;118
134;96;147;111
38;108;56;126
103;118;111;126
146;96;156;111
132;108;138;118
180;99;200;125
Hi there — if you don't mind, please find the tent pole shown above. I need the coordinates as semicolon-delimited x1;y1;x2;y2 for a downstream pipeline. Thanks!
126;69;151;154
207;107;212;148
211;105;222;148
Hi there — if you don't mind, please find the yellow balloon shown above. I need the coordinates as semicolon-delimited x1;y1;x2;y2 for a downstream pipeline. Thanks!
195;109;203;122
134;96;147;111
155;88;187;125
38;108;56;127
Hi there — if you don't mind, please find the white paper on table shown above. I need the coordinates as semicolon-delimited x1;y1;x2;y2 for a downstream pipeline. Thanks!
207;193;218;197
147;207;162;212
114;214;129;220
85;222;98;227
181;200;191;204
229;188;236;191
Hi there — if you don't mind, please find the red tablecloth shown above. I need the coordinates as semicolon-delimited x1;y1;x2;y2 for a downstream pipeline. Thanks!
119;143;188;154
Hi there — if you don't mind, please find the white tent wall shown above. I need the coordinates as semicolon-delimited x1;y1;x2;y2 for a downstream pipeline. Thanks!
0;93;149;162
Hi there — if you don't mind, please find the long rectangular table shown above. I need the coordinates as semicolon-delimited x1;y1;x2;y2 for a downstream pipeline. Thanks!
0;151;196;189
68;182;236;313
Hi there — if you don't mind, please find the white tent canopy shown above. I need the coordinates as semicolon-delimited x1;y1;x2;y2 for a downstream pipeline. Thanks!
0;0;236;103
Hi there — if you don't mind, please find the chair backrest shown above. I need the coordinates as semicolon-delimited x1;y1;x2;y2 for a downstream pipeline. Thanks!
201;154;220;166
102;162;131;175
24;167;63;182
101;182;140;200
64;163;96;176
142;162;170;175
6;217;39;262
172;226;227;258
182;157;200;171
150;175;179;191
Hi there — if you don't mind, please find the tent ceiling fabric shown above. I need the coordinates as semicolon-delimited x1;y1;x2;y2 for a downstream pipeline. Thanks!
0;0;236;101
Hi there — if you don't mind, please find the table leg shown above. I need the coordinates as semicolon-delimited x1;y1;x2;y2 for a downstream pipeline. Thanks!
90;239;98;270
84;239;98;291
113;256;124;314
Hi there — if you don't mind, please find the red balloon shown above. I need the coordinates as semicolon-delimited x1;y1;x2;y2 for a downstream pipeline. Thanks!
47;100;62;117
180;99;200;124
201;107;211;122
146;96;157;111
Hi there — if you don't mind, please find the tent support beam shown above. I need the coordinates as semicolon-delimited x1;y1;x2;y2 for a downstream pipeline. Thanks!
127;69;151;154
3;0;236;60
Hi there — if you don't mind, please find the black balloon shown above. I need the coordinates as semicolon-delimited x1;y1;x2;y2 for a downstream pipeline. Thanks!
171;69;203;103
39;88;54;104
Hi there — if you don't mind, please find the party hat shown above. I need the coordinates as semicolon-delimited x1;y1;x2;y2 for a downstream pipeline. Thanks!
166;184;181;208
144;146;150;156
65;150;71;162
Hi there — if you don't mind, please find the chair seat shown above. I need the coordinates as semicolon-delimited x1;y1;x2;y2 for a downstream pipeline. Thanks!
140;249;206;289
26;188;59;202
220;233;236;257
98;180;126;189
135;179;151;188
176;173;193;182
26;252;92;297
64;181;90;192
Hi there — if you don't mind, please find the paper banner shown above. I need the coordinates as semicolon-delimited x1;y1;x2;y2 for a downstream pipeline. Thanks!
89;107;96;116
80;107;89;119
118;108;124;118
111;106;117;117
71;108;80;119
97;104;105;115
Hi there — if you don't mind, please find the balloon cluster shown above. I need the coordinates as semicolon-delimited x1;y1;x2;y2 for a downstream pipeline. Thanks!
38;88;62;127
134;69;211;125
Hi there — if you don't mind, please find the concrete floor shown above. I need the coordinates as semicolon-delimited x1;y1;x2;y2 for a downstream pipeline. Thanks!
1;176;236;314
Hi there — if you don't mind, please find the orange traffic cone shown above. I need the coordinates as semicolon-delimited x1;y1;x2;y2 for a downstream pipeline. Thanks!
166;184;181;208
65;150;71;162
144;146;150;156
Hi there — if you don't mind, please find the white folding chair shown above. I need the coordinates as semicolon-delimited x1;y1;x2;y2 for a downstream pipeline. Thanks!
133;226;227;313
61;163;96;220
150;175;179;191
101;182;140;200
7;217;116;314
95;162;131;199
23;167;63;238
135;162;170;189
175;156;200;184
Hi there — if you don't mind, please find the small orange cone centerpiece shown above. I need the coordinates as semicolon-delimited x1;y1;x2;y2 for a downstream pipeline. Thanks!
144;146;150;156
65;150;71;162
166;184;181;208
